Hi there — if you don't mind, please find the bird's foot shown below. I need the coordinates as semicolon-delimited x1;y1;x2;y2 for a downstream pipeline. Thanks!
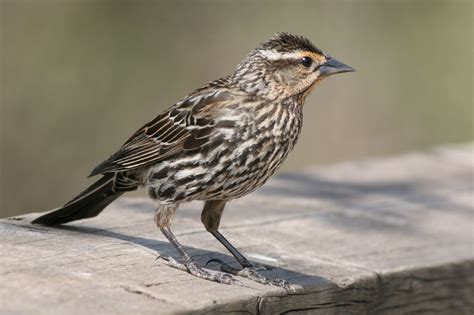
244;261;272;271
159;256;242;285
206;258;295;291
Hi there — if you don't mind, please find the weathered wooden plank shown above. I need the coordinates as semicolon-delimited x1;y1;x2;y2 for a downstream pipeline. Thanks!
1;144;473;314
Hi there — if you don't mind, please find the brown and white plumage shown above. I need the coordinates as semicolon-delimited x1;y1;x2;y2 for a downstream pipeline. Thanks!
33;33;353;288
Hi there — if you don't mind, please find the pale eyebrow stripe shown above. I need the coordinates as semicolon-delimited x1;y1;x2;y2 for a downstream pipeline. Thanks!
260;49;325;63
260;50;301;60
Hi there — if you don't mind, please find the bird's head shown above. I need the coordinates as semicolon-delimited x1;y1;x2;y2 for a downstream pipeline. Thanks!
232;33;354;100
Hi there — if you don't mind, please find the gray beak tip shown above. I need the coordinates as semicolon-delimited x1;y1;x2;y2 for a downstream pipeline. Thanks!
318;58;355;77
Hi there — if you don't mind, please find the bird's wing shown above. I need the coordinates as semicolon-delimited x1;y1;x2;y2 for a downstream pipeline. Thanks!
89;88;236;176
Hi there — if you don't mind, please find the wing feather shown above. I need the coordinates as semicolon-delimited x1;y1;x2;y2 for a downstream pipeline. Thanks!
89;88;235;176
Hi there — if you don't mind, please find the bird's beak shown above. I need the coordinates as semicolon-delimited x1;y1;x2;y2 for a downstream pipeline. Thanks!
318;57;355;77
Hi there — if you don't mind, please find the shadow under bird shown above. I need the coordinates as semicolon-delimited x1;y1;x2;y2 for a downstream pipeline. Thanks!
33;33;354;289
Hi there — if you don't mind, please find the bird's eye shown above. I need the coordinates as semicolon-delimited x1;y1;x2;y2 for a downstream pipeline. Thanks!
300;56;313;68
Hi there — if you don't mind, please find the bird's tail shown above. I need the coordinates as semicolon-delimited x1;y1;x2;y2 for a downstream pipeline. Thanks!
32;174;122;226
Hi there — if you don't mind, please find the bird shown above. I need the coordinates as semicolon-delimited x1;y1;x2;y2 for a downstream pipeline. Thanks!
32;33;354;289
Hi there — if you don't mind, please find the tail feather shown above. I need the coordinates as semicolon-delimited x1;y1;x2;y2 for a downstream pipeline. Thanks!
32;175;122;226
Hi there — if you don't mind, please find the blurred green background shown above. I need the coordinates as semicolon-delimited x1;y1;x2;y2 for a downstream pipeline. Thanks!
1;0;472;218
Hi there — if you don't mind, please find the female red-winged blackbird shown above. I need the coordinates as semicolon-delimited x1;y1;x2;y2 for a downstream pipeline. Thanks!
33;33;353;289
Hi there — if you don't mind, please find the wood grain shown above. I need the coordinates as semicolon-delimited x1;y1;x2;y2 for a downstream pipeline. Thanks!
1;144;473;314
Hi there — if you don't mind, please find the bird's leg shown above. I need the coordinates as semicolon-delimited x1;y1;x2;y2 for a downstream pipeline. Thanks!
155;204;238;285
202;200;292;289
201;200;254;268
209;230;252;268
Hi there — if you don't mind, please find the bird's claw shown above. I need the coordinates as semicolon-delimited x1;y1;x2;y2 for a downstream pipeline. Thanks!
159;256;242;285
236;267;295;291
158;255;189;272
249;262;272;271
207;258;295;291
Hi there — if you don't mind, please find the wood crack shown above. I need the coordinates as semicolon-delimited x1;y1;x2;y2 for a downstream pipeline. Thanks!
120;285;169;303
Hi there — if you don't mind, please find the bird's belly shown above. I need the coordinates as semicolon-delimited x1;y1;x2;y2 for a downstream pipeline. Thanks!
146;134;294;203
202;140;291;200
